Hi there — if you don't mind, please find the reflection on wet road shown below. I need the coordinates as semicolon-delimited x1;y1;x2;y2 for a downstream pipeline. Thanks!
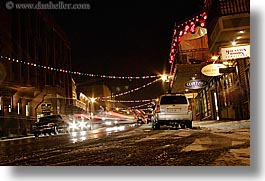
0;119;140;166
69;124;138;143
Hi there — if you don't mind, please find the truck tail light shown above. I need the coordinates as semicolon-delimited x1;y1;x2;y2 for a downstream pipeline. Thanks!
156;105;160;113
188;105;192;111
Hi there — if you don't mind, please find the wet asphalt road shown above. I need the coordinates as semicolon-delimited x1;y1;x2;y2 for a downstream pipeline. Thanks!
0;120;250;166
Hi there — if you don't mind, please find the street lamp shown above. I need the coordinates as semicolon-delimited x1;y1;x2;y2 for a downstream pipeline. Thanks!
90;97;96;118
161;74;168;82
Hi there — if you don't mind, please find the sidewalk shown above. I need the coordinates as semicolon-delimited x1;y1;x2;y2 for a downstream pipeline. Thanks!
193;119;250;130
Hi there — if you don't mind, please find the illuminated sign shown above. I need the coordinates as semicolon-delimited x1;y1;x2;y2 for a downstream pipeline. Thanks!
221;45;250;60
185;79;207;89
201;64;226;76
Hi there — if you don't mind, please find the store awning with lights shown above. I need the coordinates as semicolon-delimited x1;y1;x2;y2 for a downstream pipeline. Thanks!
168;12;210;68
167;12;211;88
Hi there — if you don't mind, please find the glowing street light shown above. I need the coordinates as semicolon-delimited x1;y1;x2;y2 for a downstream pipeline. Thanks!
90;97;96;103
90;97;96;117
161;74;173;83
161;74;168;82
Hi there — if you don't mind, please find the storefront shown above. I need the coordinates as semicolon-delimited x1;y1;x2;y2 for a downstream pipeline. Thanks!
196;45;250;120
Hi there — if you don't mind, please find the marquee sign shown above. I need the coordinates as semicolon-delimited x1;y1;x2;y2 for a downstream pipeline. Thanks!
185;79;208;89
201;64;227;76
221;45;250;60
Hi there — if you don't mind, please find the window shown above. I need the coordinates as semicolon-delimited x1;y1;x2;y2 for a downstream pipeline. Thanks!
160;96;188;104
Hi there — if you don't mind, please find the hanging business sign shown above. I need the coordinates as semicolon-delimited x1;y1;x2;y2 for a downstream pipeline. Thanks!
221;45;250;60
184;79;208;89
201;64;227;76
219;67;236;73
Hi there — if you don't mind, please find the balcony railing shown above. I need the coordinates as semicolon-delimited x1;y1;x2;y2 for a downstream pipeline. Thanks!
206;0;249;16
206;0;250;39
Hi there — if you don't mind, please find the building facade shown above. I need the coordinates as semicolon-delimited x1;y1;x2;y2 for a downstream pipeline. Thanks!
77;82;112;113
197;0;250;120
168;0;250;121
0;8;73;137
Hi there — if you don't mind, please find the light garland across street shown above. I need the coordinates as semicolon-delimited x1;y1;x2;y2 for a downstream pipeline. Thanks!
99;98;156;103
129;102;154;109
1;55;163;108
97;78;161;99
0;55;160;79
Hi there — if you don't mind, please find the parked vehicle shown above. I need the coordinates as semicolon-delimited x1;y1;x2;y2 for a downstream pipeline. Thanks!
32;115;68;137
152;93;192;129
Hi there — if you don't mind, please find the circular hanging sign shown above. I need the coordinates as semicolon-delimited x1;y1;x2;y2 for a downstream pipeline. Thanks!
201;64;227;76
185;79;208;89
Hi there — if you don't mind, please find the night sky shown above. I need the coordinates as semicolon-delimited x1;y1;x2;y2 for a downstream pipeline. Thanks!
50;0;204;104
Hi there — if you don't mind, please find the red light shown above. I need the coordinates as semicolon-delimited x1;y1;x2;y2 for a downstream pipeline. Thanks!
178;36;181;42
190;24;195;33
202;12;207;19
179;31;183;36
185;25;189;31
156;105;160;112
188;105;192;111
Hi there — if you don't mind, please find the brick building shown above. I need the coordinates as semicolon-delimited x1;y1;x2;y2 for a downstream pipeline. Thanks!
0;7;73;137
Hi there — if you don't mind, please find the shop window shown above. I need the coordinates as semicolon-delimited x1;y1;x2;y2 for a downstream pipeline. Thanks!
26;103;30;117
0;96;2;114
206;90;211;116
203;92;208;117
17;102;20;115
244;58;250;67
196;97;201;114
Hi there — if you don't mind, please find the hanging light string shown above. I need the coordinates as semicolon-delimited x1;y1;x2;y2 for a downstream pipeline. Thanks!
0;55;160;79
99;98;157;103
97;78;161;99
129;102;154;109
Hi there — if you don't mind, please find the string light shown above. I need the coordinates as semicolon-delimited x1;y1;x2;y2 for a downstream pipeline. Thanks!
167;12;208;87
168;12;207;66
1;55;167;108
98;78;161;99
99;98;156;103
0;55;160;80
129;102;154;109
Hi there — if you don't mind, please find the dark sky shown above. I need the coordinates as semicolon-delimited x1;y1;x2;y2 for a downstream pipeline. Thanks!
50;0;204;105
